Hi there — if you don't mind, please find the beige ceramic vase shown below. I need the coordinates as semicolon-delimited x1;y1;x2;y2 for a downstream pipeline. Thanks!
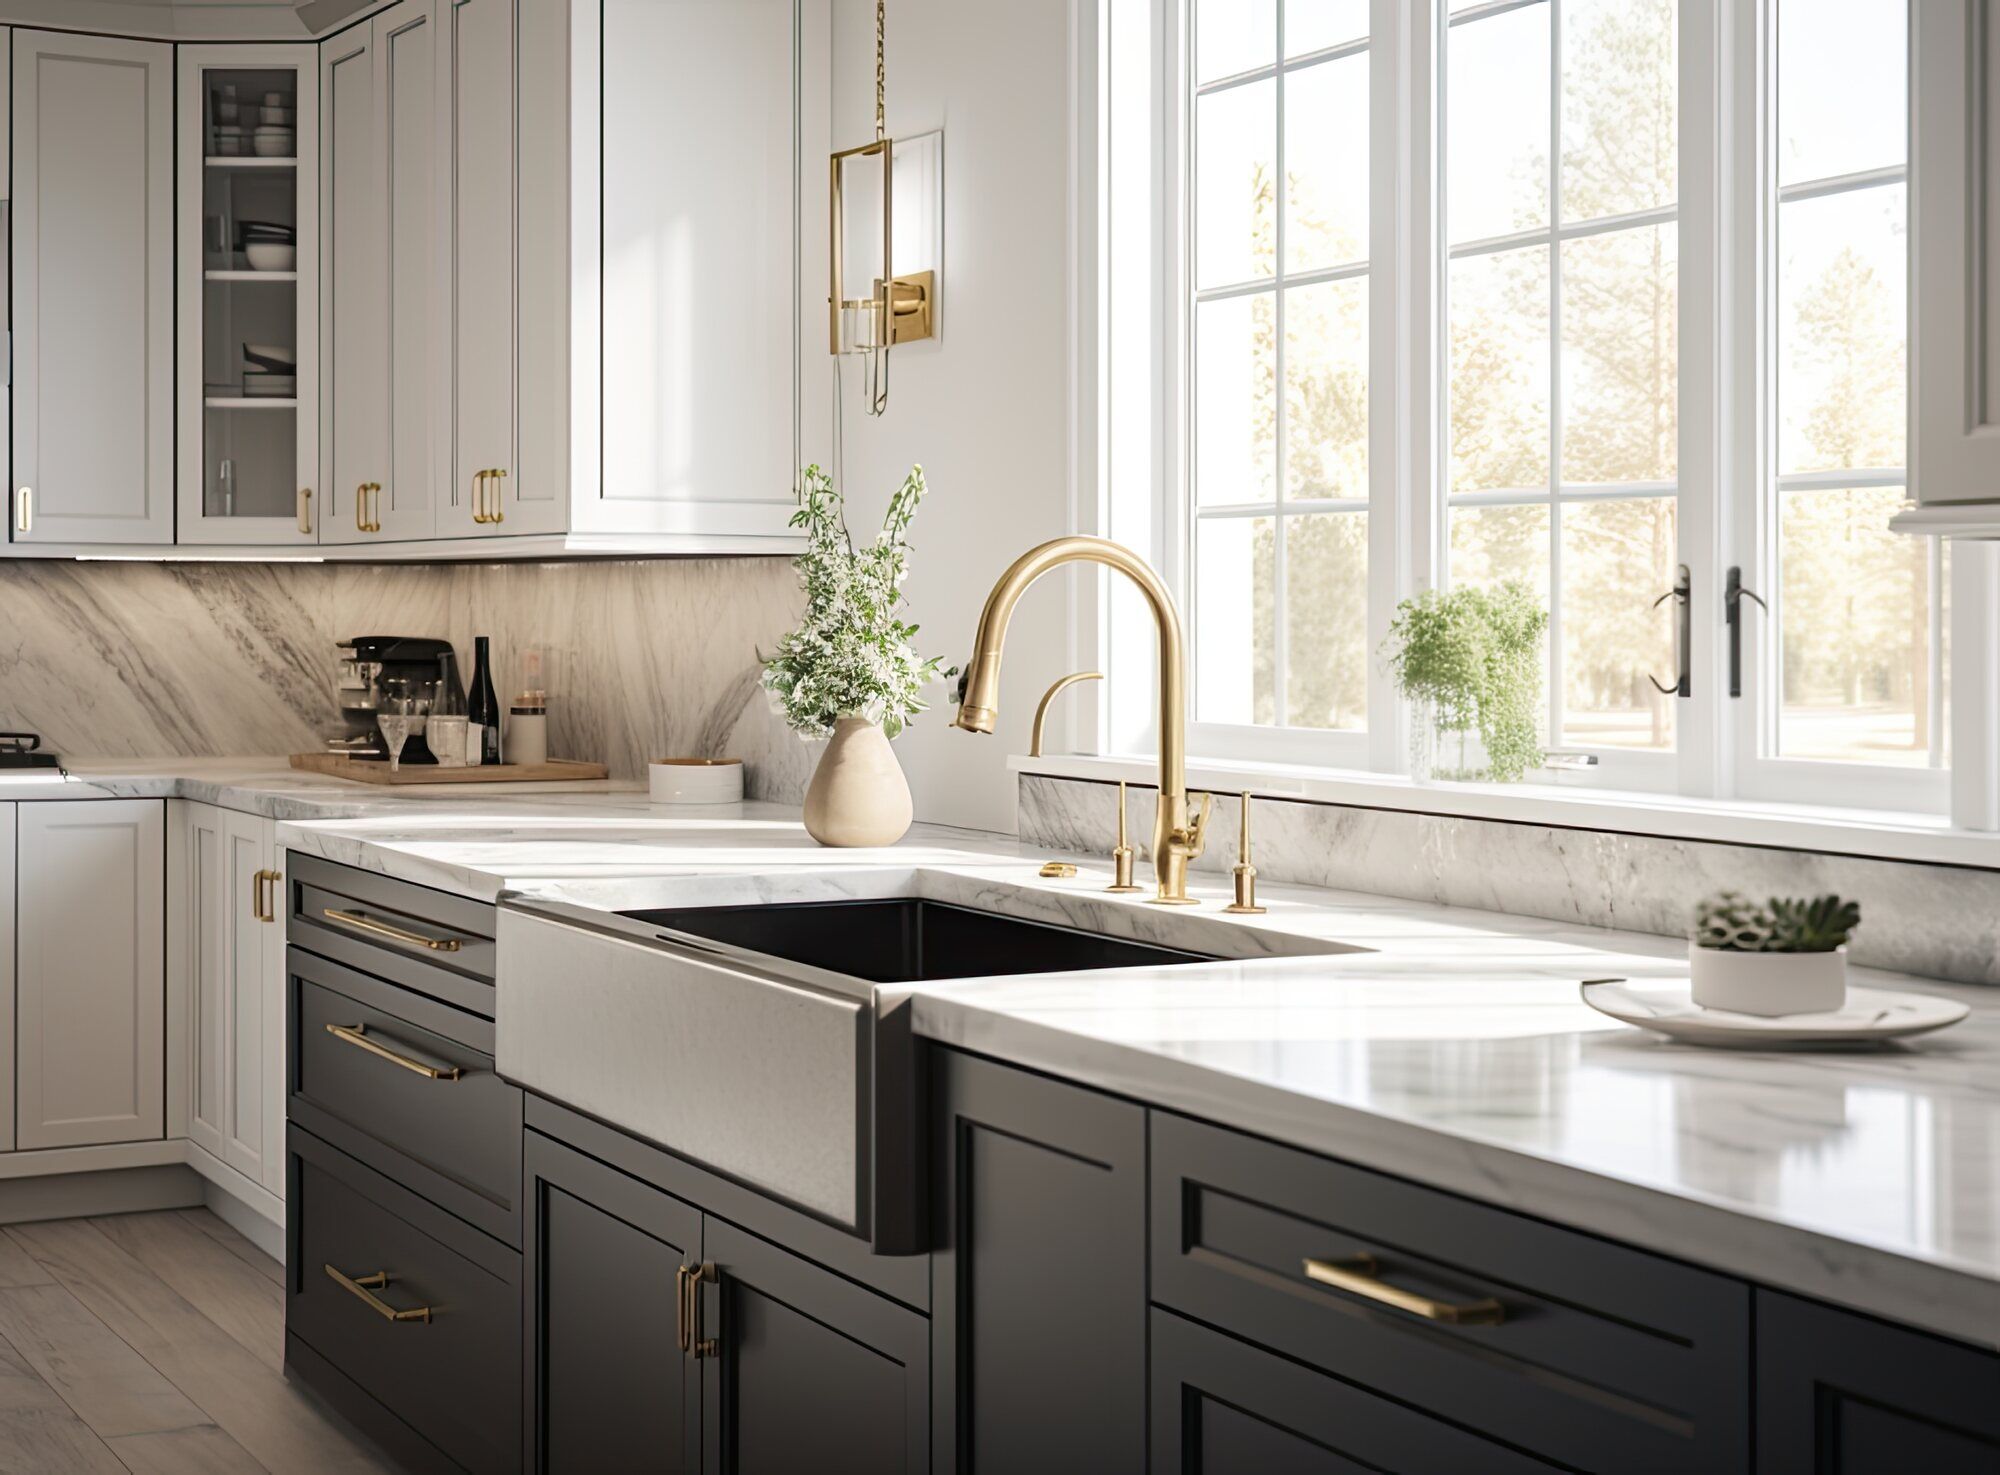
803;716;914;847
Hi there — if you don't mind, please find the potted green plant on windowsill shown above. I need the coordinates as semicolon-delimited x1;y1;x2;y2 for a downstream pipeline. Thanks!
1689;891;1860;1015
1381;582;1547;783
762;463;955;847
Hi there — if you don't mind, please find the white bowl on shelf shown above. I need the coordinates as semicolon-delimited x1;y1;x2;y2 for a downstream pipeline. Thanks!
244;243;296;272
251;129;295;159
260;105;294;127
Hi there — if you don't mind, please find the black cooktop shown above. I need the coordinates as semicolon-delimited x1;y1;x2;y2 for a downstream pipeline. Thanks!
0;733;60;770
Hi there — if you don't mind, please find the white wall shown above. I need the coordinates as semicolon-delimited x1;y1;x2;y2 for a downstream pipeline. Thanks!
827;0;1076;834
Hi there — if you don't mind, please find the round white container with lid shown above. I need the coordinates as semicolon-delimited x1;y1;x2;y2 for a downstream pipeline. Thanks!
649;757;744;805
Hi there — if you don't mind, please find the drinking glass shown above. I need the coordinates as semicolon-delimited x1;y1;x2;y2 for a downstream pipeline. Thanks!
377;714;414;773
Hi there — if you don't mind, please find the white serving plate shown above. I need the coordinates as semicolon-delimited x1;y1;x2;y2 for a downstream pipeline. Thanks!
1581;978;1968;1046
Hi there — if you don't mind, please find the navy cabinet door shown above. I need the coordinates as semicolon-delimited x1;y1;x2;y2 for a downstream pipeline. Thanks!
930;1047;1147;1474
525;1129;701;1473
698;1217;928;1474
1756;1291;2000;1473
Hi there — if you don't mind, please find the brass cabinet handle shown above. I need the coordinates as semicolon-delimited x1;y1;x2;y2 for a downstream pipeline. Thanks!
355;482;382;533
298;487;313;535
319;906;464;953
13;486;29;534
325;1022;463;1081
488;468;506;524
1303;1254;1505;1326
370;482;383;532
683;1261;718;1358
676;1264;692;1353
471;470;488;524
324;1265;434;1323
251;868;279;923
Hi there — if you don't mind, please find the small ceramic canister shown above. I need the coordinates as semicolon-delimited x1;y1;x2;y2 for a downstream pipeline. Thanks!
649;757;745;804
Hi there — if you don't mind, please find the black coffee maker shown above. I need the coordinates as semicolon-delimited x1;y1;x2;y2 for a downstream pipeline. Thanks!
331;636;464;763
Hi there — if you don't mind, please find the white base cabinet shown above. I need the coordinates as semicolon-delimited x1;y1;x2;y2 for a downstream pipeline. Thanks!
172;802;285;1204
14;800;166;1150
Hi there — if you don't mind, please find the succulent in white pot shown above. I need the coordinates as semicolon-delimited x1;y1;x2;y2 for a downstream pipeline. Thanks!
1688;891;1860;1016
762;464;954;847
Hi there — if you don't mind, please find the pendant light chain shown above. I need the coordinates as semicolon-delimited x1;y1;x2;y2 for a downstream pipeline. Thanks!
875;0;887;141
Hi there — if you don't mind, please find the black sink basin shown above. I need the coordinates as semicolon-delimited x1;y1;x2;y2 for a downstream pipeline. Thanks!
619;896;1219;985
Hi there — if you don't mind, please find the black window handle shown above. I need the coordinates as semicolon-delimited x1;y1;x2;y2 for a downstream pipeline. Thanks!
1649;564;1692;697
1726;566;1768;699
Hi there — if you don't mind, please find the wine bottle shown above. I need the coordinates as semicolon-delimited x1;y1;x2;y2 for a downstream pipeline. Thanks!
467;636;503;765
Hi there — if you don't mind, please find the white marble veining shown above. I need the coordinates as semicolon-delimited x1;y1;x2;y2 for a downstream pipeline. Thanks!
1022;772;2000;986
0;557;815;794
13;762;1994;1348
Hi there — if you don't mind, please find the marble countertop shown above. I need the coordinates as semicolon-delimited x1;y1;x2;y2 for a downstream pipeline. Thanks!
13;759;1997;1348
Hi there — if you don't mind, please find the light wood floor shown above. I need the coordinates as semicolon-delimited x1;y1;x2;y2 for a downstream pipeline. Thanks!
0;1209;393;1473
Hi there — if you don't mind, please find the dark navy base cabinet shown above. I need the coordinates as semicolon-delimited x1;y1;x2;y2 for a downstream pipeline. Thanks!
929;1047;1147;1474
1756;1290;2000;1473
523;1105;928;1474
283;859;1995;1475
525;1130;700;1473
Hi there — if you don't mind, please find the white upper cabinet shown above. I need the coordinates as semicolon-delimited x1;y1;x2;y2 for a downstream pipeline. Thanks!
321;0;440;545
10;31;173;546
176;46;321;546
437;0;534;538
1910;2;2000;517
3;1;818;559
580;0;816;544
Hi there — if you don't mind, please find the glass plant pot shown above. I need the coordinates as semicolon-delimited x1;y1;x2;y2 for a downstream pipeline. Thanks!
1408;700;1486;784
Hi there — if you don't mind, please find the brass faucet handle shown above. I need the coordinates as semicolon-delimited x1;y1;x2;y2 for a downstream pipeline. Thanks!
1223;793;1267;914
1106;779;1143;893
1182;791;1215;858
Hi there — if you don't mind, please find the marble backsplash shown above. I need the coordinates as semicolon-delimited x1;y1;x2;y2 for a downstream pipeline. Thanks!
0;558;819;798
1019;773;2000;986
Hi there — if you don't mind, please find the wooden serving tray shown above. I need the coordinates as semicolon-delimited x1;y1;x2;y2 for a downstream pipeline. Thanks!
290;753;610;785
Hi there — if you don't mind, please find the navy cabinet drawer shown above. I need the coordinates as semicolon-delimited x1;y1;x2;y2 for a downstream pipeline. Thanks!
1151;1112;1751;1474
289;948;522;1246
288;1126;522;1474
1151;1307;1560;1473
288;852;496;1015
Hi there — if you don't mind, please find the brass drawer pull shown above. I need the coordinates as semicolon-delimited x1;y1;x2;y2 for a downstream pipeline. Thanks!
679;1261;719;1358
320;907;463;953
325;1264;434;1323
1303;1253;1505;1327
325;1022;463;1081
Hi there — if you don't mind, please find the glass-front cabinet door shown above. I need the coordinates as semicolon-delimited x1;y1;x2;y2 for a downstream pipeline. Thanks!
176;47;319;545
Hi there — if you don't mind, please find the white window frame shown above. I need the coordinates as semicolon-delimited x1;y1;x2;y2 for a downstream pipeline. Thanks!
1159;0;1408;774
1077;0;1985;827
1723;0;1947;813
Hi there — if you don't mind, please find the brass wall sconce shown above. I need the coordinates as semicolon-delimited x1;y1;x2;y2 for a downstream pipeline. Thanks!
829;0;939;416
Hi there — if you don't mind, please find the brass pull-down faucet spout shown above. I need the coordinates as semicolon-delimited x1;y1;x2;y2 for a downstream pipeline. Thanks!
952;537;1211;904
